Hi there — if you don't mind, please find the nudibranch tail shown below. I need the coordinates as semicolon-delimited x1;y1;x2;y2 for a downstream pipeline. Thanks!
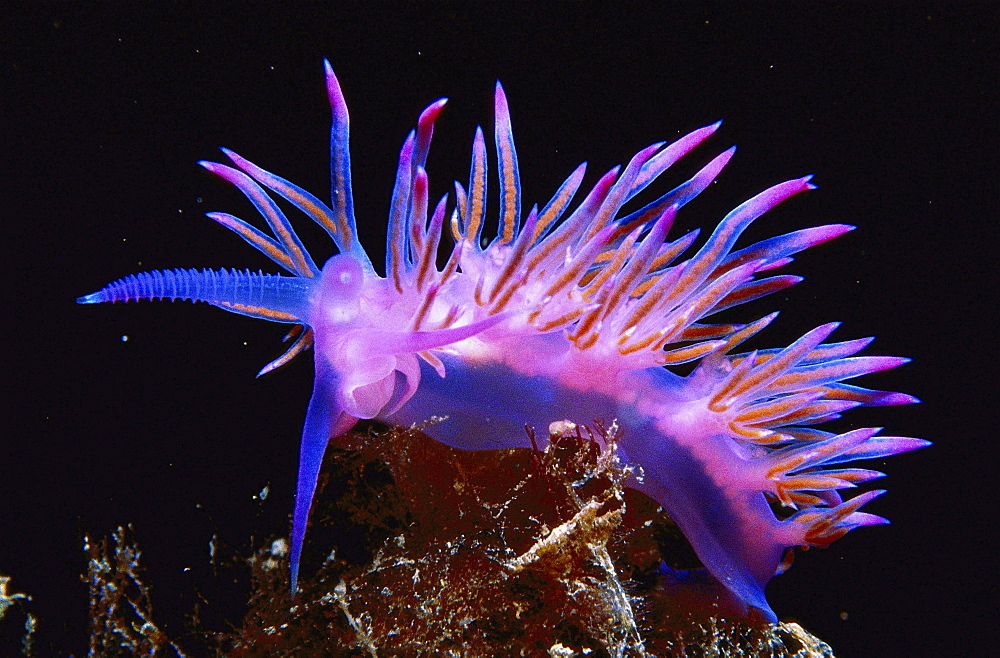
619;319;927;620
79;61;927;615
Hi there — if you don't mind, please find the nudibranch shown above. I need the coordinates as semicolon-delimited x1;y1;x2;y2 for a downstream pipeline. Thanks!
79;61;928;620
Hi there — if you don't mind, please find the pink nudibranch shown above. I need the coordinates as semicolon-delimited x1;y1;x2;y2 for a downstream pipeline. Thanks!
79;61;928;620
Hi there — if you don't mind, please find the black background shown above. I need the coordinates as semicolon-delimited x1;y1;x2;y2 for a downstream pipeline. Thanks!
5;4;995;655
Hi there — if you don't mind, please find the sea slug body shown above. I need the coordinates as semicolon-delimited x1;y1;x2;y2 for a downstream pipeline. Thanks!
79;61;928;620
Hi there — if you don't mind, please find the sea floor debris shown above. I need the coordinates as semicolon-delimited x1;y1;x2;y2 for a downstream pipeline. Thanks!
73;422;836;656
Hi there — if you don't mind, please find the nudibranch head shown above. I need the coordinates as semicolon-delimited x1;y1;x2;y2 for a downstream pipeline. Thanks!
78;60;928;618
312;254;364;327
